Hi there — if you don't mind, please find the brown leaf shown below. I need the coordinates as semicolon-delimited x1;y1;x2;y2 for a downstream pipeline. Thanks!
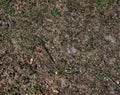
35;47;43;53
37;91;43;95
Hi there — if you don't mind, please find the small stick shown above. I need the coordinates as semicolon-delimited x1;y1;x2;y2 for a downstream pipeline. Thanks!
40;38;56;64
35;35;55;64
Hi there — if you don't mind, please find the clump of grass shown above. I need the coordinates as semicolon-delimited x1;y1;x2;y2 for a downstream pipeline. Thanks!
51;8;61;17
96;0;110;12
85;0;110;12
0;34;4;41
38;8;48;14
36;0;54;3
67;0;77;3
57;66;72;75
0;0;15;16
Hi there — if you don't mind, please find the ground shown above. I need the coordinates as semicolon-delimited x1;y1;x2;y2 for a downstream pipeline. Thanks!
0;0;120;95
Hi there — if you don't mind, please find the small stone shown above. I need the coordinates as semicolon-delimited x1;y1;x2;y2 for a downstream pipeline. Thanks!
55;71;58;75
104;35;116;44
59;78;67;88
82;35;89;44
108;58;116;65
67;45;77;54
116;80;119;84
71;47;77;54
0;62;2;65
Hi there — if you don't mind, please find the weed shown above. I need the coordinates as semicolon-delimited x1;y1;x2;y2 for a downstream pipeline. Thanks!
51;8;61;17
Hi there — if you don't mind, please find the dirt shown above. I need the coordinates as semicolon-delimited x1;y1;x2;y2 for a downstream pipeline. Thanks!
0;0;120;95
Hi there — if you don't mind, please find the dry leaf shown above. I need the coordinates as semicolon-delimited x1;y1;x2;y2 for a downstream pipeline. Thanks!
37;91;43;95
53;89;59;93
29;54;35;64
15;4;19;10
29;47;42;64
36;47;43;53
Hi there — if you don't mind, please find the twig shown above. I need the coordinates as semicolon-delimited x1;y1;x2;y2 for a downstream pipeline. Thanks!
35;35;55;64
105;73;120;89
96;68;120;90
40;38;56;64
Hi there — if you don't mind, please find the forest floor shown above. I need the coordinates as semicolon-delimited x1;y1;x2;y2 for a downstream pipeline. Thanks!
0;0;120;95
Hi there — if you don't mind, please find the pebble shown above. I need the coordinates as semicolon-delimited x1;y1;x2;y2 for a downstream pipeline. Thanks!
67;45;77;54
108;58;116;65
104;35;116;44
